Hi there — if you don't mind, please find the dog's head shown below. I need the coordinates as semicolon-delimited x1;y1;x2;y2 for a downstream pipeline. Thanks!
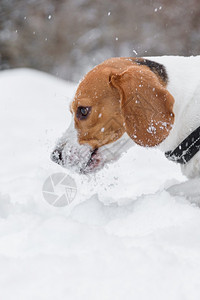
51;57;175;174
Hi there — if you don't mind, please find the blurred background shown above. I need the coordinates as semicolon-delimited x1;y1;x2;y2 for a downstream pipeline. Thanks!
1;0;200;82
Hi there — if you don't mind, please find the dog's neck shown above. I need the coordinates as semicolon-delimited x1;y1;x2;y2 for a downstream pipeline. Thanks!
152;56;200;154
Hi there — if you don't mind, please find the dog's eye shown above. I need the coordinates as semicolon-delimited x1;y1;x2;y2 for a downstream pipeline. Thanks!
76;106;91;120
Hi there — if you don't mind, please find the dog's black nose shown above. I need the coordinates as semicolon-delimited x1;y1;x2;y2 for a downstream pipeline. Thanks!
51;149;62;164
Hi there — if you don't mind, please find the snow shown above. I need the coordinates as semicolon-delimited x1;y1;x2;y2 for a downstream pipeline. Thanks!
1;68;200;299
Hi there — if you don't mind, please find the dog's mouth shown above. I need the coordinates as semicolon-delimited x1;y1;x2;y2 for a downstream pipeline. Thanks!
80;148;101;173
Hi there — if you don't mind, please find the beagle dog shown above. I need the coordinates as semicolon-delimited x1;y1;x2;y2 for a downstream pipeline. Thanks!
51;56;200;178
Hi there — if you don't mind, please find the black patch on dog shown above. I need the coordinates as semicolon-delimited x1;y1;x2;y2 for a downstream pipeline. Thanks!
134;58;168;84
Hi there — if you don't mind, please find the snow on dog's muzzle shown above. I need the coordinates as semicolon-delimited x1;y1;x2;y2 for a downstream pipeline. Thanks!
51;119;134;174
51;119;104;174
51;144;103;174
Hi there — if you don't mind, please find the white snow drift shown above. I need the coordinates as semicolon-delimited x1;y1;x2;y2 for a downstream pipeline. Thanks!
0;67;200;300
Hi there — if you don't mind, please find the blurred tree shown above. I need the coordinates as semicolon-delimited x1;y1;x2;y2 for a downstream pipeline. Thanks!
0;0;200;81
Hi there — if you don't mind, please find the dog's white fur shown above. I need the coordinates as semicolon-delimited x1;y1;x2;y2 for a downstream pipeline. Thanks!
154;56;200;178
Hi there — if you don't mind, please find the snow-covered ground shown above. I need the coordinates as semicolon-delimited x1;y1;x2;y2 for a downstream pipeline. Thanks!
1;68;200;300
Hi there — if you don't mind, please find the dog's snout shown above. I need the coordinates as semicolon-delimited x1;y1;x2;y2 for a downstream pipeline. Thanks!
51;149;62;164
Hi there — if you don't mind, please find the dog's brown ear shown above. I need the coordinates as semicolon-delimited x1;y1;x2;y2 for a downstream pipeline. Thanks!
110;65;175;147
